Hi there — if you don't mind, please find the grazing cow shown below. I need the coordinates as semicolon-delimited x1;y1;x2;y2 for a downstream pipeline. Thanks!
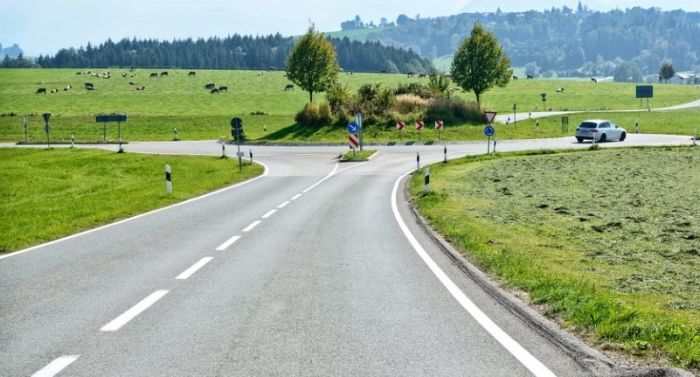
418;73;427;78
63;85;72;91
513;75;518;80
218;86;228;92
257;72;263;76
129;81;137;85
50;89;59;94
527;74;534;79
284;84;294;91
591;77;597;83
150;73;158;78
84;82;95;91
210;87;220;94
76;72;82;75
407;72;415;78
555;87;565;93
122;73;128;78
204;83;216;89
136;86;146;91
36;87;47;94
160;71;168;76
188;71;196;77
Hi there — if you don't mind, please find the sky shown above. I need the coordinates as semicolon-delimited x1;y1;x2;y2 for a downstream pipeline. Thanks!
1;0;698;56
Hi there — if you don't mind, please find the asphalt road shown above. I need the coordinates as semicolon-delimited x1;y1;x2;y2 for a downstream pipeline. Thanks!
1;134;694;376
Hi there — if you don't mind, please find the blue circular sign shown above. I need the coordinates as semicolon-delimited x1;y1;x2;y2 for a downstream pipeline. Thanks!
484;125;495;137
347;121;359;134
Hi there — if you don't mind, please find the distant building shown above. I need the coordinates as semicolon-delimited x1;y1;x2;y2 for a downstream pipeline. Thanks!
674;71;697;84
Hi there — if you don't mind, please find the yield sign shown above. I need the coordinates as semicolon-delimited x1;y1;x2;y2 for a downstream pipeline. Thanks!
484;111;497;125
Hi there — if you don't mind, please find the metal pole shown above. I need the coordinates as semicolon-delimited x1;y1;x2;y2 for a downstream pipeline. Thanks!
487;136;491;154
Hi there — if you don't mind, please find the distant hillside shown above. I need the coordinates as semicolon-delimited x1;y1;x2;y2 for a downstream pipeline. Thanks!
1;43;23;59
35;34;433;74
331;7;700;79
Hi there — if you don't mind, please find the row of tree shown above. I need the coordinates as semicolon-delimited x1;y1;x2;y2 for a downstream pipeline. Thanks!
34;34;433;73
336;6;700;76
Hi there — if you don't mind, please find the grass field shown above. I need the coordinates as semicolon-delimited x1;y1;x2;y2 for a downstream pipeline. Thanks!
410;147;700;370
1;68;698;143
0;148;262;253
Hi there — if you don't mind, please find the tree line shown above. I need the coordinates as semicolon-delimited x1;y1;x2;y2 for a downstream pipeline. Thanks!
32;34;433;73
337;5;700;78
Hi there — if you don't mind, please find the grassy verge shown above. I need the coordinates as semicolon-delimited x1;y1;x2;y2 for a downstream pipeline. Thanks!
0;148;263;253
340;149;375;161
409;147;700;370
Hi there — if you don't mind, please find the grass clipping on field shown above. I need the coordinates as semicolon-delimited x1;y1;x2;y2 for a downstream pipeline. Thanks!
0;148;263;253
411;147;700;369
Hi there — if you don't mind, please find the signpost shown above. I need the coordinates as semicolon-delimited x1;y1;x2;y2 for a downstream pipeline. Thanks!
540;93;547;110
42;113;51;148
348;121;359;158
355;113;364;151
95;113;127;152
231;117;243;171
483;111;497;154
636;85;653;109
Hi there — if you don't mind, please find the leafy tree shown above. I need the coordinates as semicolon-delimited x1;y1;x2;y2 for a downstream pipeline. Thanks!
450;23;512;105
285;26;340;102
658;62;675;83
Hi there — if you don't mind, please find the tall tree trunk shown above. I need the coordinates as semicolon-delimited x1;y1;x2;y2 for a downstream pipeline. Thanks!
309;91;313;102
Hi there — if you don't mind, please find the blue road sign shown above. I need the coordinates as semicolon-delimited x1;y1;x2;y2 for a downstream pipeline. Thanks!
484;125;495;137
347;121;359;134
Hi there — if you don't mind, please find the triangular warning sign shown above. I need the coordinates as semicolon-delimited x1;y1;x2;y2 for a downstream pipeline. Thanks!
484;111;497;125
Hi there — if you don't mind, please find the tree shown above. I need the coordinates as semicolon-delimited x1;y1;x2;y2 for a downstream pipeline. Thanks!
285;26;340;102
450;22;512;105
658;62;675;83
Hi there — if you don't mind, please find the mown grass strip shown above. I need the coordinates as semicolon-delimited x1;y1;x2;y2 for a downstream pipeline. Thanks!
340;149;375;161
409;146;700;371
0;148;263;253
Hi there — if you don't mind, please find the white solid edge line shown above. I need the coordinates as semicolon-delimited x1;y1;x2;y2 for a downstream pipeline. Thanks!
290;193;302;200
100;290;169;332
391;173;557;377
0;161;270;262
215;235;241;251
32;355;80;377
175;257;213;280
277;201;291;209
261;209;277;219
242;220;262;232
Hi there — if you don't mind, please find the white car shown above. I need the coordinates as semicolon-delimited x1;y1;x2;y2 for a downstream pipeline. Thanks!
575;119;627;143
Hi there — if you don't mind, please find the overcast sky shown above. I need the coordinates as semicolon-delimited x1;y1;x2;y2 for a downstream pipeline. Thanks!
1;0;698;56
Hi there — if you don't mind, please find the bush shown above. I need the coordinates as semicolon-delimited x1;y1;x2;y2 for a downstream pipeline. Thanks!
394;94;431;114
424;97;482;125
326;82;352;117
295;101;333;126
394;82;433;99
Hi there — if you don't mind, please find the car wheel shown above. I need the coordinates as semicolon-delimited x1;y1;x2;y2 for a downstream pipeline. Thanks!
619;132;626;141
576;137;583;143
600;133;607;142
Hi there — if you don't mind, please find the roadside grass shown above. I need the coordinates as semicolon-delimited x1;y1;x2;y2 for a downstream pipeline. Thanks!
409;147;700;370
1;68;698;143
340;149;375;161
0;148;263;253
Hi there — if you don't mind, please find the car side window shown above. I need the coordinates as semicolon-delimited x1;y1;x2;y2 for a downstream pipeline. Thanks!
600;122;609;128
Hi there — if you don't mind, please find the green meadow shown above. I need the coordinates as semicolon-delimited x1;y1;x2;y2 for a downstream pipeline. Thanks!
0;68;698;143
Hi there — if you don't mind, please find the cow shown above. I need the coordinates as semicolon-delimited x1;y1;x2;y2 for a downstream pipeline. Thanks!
210;87;220;94
50;89;60;94
513;75;518;80
204;83;216;89
257;72;264;76
527;74;534;79
85;82;95;91
418;73;427;78
218;86;228;92
122;73;128;78
150;73;158;78
284;84;294;91
407;72;415;78
36;87;47;94
555;87;565;93
160;71;168;77
188;71;196;77
129;81;137;85
76;71;82;75
63;85;72;91
591;77;598;83
136;86;146;91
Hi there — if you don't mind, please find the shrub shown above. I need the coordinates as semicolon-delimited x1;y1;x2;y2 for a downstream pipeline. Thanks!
394;94;431;114
354;84;395;118
424;97;482;125
395;82;433;99
295;101;333;126
326;82;352;116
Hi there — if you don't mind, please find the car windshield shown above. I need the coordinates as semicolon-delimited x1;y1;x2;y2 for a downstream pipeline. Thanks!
579;122;598;128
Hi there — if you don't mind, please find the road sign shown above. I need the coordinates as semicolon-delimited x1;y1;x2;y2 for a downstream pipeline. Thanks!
396;121;405;131
42;113;51;123
415;120;424;131
484;111;497;125
349;134;359;149
95;114;127;123
347;121;359;134
230;117;243;130
484;125;495;137
636;85;654;99
435;120;443;130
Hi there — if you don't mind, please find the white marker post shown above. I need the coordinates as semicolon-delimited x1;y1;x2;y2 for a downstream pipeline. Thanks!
165;164;172;194
443;145;447;163
416;151;420;171
694;130;697;146
71;135;75;148
493;139;497;154
424;167;430;194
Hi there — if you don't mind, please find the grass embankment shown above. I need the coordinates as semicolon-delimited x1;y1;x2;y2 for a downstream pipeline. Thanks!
1;68;698;143
340;149;376;161
0;148;263;253
410;147;700;370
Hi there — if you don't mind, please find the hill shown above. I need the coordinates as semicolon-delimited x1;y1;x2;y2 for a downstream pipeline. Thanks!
330;7;700;79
